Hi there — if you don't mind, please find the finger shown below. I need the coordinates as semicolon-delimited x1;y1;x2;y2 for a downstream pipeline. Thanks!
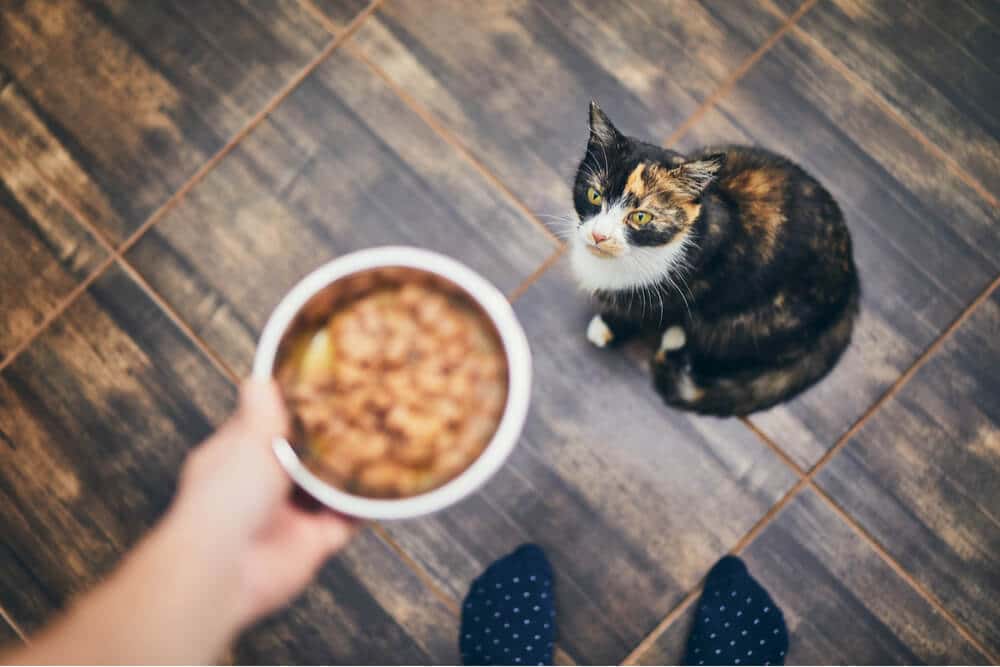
238;378;288;438
193;379;286;459
288;506;360;555
188;381;292;502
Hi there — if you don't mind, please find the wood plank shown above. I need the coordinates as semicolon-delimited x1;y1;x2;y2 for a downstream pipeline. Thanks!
817;289;1000;656
0;265;456;662
0;0;337;242
781;0;1000;197
635;490;989;665
0;265;239;633
236;531;457;664
125;48;558;377
345;0;784;225
0;127;107;362
671;31;1000;467
378;261;798;663
0;605;21;647
307;0;372;27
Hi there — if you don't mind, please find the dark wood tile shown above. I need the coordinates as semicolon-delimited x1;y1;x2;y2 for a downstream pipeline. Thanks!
309;0;372;27
0;609;21;647
0;125;107;362
125;49;558;377
0;265;456;663
782;0;1000;196
379;261;798;663
347;0;784;225
636;490;989;665
817;289;1000;656
236;531;457;664
633;600;694;666
0;0;338;242
0;265;238;634
672;31;1000;467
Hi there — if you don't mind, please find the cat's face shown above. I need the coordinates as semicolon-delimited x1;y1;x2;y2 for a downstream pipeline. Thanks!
571;102;723;293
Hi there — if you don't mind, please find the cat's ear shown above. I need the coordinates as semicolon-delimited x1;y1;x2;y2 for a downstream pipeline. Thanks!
588;100;622;147
670;153;725;198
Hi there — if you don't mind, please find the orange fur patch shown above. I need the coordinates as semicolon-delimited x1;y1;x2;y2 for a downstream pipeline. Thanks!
722;168;787;261
625;164;647;198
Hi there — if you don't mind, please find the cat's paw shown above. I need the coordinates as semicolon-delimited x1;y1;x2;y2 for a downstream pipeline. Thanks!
654;326;686;362
586;314;614;348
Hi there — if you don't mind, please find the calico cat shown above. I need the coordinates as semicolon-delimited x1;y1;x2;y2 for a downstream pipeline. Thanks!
571;102;859;416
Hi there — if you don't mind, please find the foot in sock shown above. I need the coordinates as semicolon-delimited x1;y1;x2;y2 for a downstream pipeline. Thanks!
460;544;556;666
683;556;788;666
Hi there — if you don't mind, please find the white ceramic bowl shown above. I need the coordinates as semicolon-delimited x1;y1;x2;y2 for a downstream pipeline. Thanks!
253;246;532;520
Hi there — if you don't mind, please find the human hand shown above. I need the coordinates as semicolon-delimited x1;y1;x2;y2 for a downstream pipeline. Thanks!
1;379;358;666
167;378;357;628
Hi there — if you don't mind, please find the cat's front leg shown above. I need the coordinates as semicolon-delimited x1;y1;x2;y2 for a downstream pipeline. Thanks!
652;325;704;405
586;312;640;348
654;325;687;363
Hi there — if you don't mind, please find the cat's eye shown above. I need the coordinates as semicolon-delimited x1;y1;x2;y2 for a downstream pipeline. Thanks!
628;210;654;225
587;186;603;205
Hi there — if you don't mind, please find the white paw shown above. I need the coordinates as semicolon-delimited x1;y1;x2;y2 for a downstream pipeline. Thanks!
659;326;686;353
677;371;704;402
586;315;614;348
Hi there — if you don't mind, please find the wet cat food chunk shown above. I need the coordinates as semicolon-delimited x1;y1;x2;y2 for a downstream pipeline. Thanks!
278;276;508;498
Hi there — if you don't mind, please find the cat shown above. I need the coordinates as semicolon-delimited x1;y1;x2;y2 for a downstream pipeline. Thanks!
570;101;859;416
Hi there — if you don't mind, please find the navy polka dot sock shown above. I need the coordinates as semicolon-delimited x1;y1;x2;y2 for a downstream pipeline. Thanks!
460;544;556;666
683;556;788;666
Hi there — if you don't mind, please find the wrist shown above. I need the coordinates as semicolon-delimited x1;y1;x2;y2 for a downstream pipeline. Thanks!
133;509;251;645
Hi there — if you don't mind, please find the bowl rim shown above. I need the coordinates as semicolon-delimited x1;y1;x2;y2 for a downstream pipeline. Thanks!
252;246;532;520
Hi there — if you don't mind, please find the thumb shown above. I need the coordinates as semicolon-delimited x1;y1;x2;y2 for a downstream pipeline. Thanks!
236;378;288;439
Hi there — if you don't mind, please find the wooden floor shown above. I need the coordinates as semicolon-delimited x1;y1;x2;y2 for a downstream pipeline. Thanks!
1;0;998;663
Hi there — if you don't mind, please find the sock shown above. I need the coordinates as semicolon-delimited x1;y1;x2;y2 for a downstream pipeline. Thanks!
683;556;788;666
460;544;556;666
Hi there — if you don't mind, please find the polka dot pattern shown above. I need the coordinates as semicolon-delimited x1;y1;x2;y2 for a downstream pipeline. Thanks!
683;556;788;666
460;545;556;666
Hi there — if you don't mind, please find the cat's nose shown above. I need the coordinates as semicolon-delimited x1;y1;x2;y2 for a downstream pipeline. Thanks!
591;230;609;244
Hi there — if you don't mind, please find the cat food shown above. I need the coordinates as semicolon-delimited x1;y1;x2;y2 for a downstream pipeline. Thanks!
275;272;508;498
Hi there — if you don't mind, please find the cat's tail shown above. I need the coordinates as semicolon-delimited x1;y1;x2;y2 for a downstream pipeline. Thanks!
654;287;859;417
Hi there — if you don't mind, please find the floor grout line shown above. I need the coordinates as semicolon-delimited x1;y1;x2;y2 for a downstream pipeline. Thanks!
755;0;998;211
346;44;563;249
0;135;243;389
0;257;115;373
507;246;568;302
796;271;1000;480
114;256;241;384
0;129;123;372
368;524;460;617
783;24;1000;211
808;482;998;662
738;417;807;477
295;0;563;249
619;585;699;665
0;0;380;375
620;477;807;665
663;0;818;148
112;1;383;261
0;604;27;645
0;133;116;255
623;270;1000;663
553;647;577;666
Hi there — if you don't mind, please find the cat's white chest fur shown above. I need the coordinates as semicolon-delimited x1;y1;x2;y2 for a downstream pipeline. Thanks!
569;233;689;293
